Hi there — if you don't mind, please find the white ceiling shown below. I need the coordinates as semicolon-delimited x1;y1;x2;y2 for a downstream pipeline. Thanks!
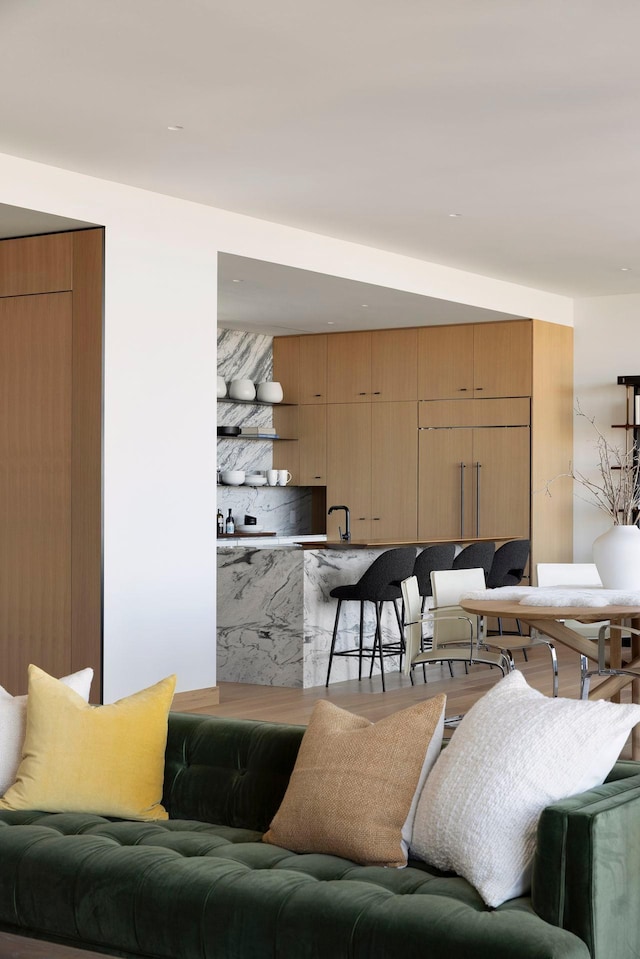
3;0;640;300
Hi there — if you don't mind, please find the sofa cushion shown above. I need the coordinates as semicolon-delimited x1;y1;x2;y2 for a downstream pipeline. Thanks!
0;667;176;820
263;695;446;867
0;811;590;959
0;667;93;796
410;670;640;907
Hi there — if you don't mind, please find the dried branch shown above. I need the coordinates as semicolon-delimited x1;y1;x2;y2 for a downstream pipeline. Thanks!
540;401;640;525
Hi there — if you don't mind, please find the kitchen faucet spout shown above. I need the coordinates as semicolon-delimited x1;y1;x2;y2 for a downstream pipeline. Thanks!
328;505;351;542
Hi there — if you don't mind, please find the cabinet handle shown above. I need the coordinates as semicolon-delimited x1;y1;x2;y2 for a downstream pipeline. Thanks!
314;475;322;479
373;391;381;395
475;387;484;391
314;394;322;397
475;462;482;536
459;462;466;537
359;517;366;521
359;392;367;396
372;517;380;521
458;388;468;392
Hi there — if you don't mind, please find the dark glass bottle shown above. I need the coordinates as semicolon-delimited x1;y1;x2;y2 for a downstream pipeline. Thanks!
225;509;235;534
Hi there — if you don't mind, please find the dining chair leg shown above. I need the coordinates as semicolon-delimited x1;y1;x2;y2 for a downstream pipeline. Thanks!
358;601;365;681
549;642;559;697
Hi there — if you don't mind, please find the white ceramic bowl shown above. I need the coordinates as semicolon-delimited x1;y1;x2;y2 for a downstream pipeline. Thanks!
237;524;264;533
228;379;256;401
245;476;267;486
256;381;283;404
220;470;245;486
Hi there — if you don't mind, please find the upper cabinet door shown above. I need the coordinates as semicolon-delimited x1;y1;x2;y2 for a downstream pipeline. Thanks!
370;328;417;402
327;331;371;402
272;335;300;404
417;325;474;400
298;334;328;404
473;321;532;398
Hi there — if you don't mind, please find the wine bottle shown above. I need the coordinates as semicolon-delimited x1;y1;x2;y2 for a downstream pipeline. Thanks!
217;509;224;536
225;509;235;534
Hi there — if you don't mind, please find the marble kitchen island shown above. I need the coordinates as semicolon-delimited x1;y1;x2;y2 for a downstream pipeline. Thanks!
217;536;505;688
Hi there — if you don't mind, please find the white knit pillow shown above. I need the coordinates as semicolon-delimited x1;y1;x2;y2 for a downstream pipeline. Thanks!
410;670;640;908
0;667;94;795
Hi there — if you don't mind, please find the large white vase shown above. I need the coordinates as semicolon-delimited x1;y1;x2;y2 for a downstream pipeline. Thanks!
592;524;640;589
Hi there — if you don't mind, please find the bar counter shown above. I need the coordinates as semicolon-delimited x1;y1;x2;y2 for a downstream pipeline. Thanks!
217;535;520;689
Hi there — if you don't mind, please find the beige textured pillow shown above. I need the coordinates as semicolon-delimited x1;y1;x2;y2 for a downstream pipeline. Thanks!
263;694;446;867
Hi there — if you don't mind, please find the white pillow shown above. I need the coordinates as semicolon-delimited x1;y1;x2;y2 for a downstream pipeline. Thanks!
410;670;640;908
0;667;93;795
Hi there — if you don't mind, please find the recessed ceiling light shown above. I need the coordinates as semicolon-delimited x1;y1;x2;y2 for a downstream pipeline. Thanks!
620;267;632;272
327;321;335;325
167;125;183;131
231;278;243;283
361;304;369;308
448;212;462;218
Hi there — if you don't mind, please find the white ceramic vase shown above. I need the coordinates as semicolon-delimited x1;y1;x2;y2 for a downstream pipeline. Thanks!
592;524;640;589
256;381;283;403
216;376;227;398
228;378;256;401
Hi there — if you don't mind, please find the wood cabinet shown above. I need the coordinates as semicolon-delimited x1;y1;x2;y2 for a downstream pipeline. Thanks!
298;405;327;485
418;399;530;541
418;320;532;400
327;401;417;540
371;328;417;402
299;335;327;403
0;229;103;695
327;332;371;403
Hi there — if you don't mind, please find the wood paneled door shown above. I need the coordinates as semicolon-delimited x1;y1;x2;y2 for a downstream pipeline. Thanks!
0;230;103;695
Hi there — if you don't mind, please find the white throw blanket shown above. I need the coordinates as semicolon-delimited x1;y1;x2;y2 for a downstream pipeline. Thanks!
462;586;640;607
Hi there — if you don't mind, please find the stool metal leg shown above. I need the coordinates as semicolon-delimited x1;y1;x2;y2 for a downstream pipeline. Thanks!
376;601;386;692
325;599;342;687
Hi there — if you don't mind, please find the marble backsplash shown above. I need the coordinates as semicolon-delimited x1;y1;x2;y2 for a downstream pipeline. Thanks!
217;328;318;536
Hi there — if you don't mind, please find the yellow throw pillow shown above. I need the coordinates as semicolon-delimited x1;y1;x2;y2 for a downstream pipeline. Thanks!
0;665;176;820
263;694;446;867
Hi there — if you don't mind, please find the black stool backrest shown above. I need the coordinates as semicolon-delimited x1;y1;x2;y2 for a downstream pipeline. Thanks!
452;542;495;579
352;547;416;599
412;544;456;597
487;539;530;588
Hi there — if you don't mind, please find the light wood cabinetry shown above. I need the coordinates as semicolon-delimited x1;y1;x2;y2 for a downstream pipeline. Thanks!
299;335;327;403
417;320;532;399
326;401;417;540
273;318;573;572
298;405;327;485
327;403;372;540
327;331;371;403
418;398;530;541
0;229;103;695
371;327;417;401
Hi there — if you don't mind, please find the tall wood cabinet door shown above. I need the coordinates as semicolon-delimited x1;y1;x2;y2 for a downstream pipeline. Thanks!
473;321;532;398
273;335;300;404
371;402;417;540
299;335;328;404
418;428;474;539
371;328;417;401
298;405;327;485
327;403;371;540
472;427;530;539
327;331;371;402
417;325;474;400
0;292;73;689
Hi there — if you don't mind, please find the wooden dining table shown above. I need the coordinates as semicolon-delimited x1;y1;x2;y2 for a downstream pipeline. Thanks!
460;596;640;759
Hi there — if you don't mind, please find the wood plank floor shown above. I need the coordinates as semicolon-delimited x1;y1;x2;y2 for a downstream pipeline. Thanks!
184;644;635;757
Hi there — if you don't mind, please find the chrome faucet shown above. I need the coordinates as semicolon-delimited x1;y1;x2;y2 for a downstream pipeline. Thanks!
328;505;351;542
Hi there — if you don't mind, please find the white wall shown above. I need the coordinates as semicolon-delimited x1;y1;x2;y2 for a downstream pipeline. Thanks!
0;151;574;699
573;294;640;561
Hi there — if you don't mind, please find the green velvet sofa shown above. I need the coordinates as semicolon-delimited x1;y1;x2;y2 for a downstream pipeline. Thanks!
0;711;638;959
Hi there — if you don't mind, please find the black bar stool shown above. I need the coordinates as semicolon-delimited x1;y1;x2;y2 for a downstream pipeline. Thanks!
325;547;416;692
452;541;495;578
413;544;456;612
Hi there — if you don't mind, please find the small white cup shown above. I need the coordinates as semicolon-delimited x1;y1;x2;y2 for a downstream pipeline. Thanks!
266;469;279;486
278;469;292;486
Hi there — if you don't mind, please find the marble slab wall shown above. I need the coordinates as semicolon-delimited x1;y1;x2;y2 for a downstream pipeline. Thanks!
217;328;313;534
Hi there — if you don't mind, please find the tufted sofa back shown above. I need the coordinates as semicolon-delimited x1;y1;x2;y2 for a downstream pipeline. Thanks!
162;712;305;831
